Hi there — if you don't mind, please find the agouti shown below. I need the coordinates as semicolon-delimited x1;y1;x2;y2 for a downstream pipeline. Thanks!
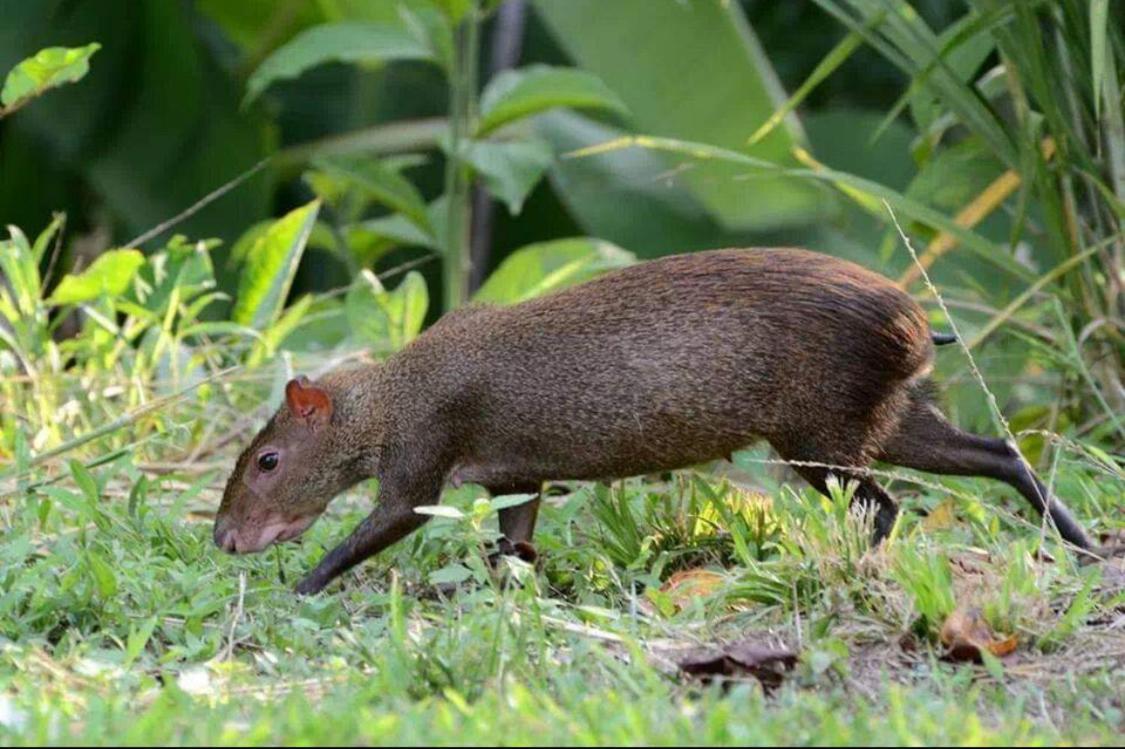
213;248;1096;594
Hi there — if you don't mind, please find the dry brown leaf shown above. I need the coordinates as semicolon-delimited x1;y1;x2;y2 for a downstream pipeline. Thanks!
671;636;798;691
939;606;1018;662
922;498;958;531
659;568;725;611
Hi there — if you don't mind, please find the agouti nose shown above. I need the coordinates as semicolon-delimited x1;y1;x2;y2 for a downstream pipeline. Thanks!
213;523;238;553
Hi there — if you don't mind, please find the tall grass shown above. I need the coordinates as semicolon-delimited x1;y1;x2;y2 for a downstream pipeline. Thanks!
814;0;1123;433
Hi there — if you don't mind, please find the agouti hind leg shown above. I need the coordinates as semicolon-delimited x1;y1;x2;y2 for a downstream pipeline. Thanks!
489;482;541;564
877;391;1094;551
788;463;900;544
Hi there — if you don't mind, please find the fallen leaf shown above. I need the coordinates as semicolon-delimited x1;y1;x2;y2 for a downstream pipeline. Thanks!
669;636;798;691
658;568;725;612
922;498;958;531
939;606;1018;662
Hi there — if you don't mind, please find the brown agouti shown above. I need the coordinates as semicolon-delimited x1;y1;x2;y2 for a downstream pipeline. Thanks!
213;248;1096;594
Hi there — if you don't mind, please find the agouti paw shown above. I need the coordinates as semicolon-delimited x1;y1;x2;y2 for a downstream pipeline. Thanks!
294;574;327;595
487;537;539;568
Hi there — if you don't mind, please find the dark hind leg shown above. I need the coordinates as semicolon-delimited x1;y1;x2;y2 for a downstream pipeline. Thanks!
877;391;1093;551
787;462;900;545
487;482;541;563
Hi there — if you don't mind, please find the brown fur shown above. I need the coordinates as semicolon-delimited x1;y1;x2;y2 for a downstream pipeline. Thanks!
213;248;1095;594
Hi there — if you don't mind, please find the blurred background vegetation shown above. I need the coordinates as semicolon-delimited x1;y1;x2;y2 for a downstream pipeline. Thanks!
1;0;1122;449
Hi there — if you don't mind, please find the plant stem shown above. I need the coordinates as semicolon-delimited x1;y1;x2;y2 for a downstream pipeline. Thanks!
443;2;481;310
469;0;529;292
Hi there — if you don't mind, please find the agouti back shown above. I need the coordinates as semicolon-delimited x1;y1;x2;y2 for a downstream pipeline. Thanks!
213;248;1095;594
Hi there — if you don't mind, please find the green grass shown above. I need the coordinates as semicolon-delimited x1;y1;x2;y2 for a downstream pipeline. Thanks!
1;391;1121;745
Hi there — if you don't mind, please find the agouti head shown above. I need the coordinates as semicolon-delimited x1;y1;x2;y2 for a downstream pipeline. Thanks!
214;375;357;553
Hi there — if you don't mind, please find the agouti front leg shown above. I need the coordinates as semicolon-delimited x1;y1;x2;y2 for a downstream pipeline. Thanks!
295;475;440;595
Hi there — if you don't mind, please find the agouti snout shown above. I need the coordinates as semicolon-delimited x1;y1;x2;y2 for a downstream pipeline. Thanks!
214;248;1096;594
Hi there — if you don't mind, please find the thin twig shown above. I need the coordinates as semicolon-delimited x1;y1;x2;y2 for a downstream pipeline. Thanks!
126;159;272;248
225;572;247;662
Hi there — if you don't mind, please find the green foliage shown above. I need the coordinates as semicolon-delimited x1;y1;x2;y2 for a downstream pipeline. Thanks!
0;43;99;116
345;269;429;352
473;237;634;305
456;137;554;214
2;3;1123;742
534;0;826;231
232;201;321;331
476;64;629;136
46;249;144;306
245;22;439;104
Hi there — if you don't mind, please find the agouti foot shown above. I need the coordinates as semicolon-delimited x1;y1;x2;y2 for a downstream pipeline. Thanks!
487;537;538;568
294;574;328;595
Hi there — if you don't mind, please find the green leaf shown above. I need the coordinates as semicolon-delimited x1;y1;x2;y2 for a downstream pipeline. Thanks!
245;23;436;104
314;157;434;235
1;43;100;113
31;213;65;264
0;226;41;316
535;112;732;257
534;0;824;230
474;237;635;305
86;550;118;599
47;249;144;306
344;214;440;267
123;616;159;668
346;270;429;352
429;563;473;585
68;459;99;503
490;493;538;512
477;64;628;136
233;200;321;330
460;138;554;214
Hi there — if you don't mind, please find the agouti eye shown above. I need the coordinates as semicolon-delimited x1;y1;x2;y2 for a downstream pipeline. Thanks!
257;451;279;472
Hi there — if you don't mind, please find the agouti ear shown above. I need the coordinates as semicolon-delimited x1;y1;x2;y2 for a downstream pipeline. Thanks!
285;376;333;430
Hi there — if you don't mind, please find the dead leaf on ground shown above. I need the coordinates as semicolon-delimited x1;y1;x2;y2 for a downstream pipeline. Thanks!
669;636;798;691
939;606;1018;662
658;568;726;611
921;498;958;531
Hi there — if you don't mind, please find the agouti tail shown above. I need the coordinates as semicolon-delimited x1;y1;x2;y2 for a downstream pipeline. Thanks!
212;248;1096;594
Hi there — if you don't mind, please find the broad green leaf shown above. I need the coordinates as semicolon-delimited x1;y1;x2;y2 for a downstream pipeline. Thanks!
474;237;635;305
429;563;473;585
47;249;144;306
1;43;100;112
344;214;440;267
346;270;429;352
477;65;628;136
314;157;434;235
245;23;436;104
1;226;41;316
535;0;824;230
535;112;731;256
459;138;554;214
233;200;321;330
